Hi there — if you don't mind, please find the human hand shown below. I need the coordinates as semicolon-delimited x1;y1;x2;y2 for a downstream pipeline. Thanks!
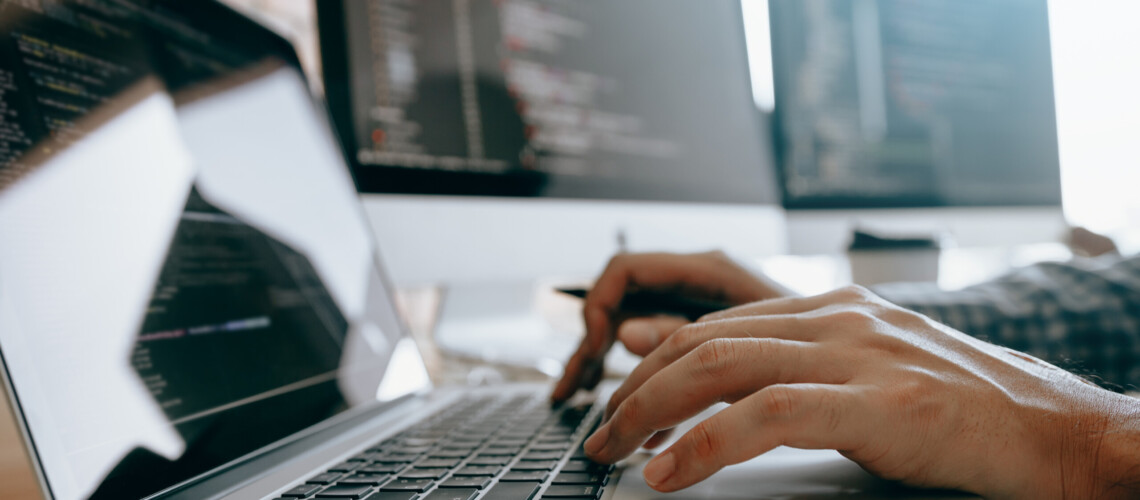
551;251;794;403
584;286;1140;499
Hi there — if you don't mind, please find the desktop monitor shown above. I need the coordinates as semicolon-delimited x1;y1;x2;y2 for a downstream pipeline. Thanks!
318;0;787;366
764;0;1067;253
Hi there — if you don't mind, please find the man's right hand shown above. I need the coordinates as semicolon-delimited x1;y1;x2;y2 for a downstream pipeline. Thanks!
550;251;794;403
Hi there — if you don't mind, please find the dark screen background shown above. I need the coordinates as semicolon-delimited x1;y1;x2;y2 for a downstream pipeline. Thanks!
320;0;781;205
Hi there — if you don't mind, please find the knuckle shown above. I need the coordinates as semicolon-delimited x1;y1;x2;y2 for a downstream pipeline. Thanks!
614;395;650;434
608;253;630;267
756;386;801;420
692;338;740;380
686;420;722;462
827;308;879;328
605;393;624;418
665;323;701;354
880;306;926;328
836;285;873;301
701;249;729;261
817;390;843;434
696;309;725;323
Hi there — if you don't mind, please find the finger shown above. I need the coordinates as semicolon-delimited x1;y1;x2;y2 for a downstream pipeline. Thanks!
560;252;742;402
699;286;867;322
605;314;818;419
551;347;589;402
583;253;731;353
552;341;610;402
588;338;848;463
617;315;690;356
642;384;872;492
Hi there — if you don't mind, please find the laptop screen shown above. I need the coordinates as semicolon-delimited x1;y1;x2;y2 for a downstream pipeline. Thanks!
0;1;427;499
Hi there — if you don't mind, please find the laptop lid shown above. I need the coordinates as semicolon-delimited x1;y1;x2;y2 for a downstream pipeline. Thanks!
0;1;430;498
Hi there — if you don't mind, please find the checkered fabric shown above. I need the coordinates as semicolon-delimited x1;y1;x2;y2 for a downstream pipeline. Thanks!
873;255;1140;391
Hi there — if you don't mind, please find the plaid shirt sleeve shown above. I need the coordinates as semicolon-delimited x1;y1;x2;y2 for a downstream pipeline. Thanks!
872;255;1140;391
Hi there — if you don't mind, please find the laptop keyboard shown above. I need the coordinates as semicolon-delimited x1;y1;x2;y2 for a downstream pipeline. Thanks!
272;394;615;500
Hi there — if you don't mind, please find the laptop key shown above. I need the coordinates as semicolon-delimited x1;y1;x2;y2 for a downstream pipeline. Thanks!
552;472;607;485
429;449;470;458
444;438;484;447
307;473;343;485
509;460;557;471
519;451;563;461
454;465;501;476
499;470;547;482
315;484;374;498
480;481;540;500
379;478;434;492
360;492;416;500
438;477;492;489
542;485;603;499
441;443;479;451
529;442;569;451
400;438;437;447
378;453;421;463
468;455;511;465
421;488;479;500
328;462;365;473
358;464;405;474
491;438;528;447
339;474;390;486
416;458;461;468
280;483;323;497
398;468;449;480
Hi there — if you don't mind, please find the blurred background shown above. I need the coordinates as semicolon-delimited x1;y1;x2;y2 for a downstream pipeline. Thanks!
222;0;1140;251
209;0;1140;372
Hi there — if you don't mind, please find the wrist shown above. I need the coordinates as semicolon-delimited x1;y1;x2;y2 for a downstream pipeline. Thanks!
1086;394;1140;499
996;387;1140;499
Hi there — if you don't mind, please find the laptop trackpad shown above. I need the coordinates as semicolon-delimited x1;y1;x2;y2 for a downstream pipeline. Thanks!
611;447;979;499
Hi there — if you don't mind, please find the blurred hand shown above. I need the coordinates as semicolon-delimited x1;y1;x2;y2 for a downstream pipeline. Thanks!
551;251;795;403
583;286;1140;499
1067;226;1119;258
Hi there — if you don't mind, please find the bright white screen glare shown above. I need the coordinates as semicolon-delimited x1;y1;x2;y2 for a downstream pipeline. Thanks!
1049;0;1140;248
741;0;775;111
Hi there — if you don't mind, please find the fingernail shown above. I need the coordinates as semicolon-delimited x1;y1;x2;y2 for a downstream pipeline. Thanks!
643;451;675;487
584;422;611;455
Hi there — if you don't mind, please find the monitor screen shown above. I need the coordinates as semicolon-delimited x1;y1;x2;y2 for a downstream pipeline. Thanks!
319;0;780;204
0;1;421;499
768;0;1062;209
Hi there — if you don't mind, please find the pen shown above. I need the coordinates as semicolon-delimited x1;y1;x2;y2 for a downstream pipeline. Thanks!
556;287;735;322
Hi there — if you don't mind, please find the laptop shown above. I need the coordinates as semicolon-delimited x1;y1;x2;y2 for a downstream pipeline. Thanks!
0;1;978;499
